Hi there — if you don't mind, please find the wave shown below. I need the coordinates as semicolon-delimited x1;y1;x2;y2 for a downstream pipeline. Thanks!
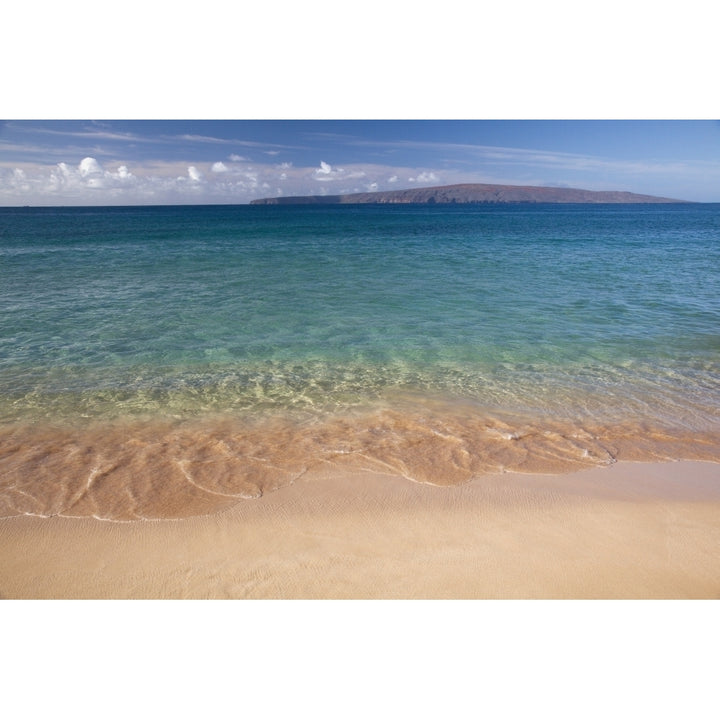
2;401;718;521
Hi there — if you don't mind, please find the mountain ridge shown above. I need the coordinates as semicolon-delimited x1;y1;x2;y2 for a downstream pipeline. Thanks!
250;182;688;205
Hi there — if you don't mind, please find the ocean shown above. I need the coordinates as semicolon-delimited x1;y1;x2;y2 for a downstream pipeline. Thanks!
2;203;719;519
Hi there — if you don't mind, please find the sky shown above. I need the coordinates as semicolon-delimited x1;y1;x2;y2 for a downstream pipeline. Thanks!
2;120;720;206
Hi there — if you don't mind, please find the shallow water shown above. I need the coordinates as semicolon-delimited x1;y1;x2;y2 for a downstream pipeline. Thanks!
1;203;719;518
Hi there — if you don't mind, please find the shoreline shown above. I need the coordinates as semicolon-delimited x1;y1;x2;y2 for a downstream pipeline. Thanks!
2;459;719;599
3;407;719;522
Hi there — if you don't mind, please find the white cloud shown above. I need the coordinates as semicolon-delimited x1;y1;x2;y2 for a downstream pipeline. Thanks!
187;166;203;182
229;154;248;162
211;162;228;173
79;157;103;176
2;167;31;193
416;171;439;184
388;175;398;183
6;157;140;198
314;160;351;182
177;134;234;145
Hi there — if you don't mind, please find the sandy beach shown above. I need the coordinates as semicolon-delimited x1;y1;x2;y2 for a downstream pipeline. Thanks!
1;459;718;599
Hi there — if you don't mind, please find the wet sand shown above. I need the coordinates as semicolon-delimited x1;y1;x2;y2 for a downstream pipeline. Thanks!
3;407;720;521
1;460;719;599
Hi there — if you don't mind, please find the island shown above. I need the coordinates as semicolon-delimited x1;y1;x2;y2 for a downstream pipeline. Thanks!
250;182;687;205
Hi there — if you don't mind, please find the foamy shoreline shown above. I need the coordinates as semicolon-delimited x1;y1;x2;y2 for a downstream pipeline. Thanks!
1;459;719;599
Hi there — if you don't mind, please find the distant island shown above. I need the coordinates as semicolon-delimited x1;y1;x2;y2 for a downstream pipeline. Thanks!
250;183;687;205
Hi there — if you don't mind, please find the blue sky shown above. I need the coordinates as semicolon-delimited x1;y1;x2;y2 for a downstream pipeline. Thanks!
2;120;719;205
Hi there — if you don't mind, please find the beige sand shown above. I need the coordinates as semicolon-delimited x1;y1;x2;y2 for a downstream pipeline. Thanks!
1;460;719;599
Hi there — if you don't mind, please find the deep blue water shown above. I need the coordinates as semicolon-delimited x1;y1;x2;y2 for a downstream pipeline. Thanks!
1;203;719;427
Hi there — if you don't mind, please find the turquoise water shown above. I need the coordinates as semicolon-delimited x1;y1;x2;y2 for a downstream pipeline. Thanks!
2;203;720;518
2;203;719;425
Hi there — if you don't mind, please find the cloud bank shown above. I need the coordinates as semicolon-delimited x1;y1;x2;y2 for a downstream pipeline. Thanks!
0;156;458;205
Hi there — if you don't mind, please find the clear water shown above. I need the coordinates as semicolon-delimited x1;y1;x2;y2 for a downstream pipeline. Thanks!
2;203;719;518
